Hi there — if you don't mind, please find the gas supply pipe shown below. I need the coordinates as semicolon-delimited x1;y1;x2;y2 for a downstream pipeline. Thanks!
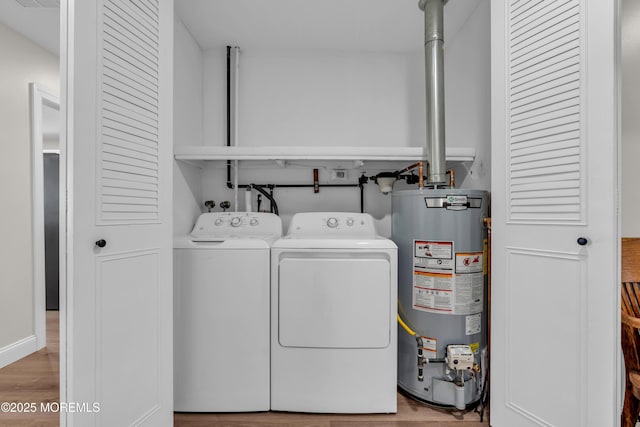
397;314;427;382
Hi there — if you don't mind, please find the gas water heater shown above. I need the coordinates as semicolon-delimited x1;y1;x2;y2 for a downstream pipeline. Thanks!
392;188;489;408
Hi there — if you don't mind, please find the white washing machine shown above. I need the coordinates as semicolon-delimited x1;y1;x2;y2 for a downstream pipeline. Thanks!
271;212;397;413
173;212;282;412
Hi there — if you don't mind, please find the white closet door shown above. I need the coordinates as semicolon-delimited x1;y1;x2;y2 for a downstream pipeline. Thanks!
61;0;173;425
491;0;619;426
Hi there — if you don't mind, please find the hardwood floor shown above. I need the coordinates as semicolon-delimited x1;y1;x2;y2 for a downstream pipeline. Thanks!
175;398;489;427
0;312;489;426
0;311;59;426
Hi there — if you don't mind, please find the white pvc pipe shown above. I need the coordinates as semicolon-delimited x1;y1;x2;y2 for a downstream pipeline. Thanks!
245;187;252;212
231;47;241;211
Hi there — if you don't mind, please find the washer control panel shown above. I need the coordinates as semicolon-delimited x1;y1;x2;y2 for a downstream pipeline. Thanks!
191;212;282;237
288;212;378;236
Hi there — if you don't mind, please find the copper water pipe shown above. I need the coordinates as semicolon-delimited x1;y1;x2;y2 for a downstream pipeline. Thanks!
396;162;422;176
447;168;455;188
418;161;424;189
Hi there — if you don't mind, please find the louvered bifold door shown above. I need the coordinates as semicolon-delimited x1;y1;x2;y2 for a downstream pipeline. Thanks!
508;0;584;223
491;0;619;426
98;0;160;223
65;0;173;425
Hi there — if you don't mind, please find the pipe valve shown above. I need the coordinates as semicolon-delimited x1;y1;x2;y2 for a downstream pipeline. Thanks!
204;200;215;212
416;336;428;381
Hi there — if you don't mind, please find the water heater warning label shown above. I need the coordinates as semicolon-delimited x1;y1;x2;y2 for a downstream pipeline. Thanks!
456;253;483;273
412;240;455;313
421;336;437;359
454;251;484;314
413;271;454;313
414;240;454;270
412;241;484;315
466;313;482;335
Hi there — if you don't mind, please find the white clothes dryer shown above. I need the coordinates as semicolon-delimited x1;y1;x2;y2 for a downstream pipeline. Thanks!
271;212;397;413
173;212;282;412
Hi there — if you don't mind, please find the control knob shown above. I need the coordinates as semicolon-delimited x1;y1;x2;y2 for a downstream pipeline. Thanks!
230;217;242;227
214;218;224;226
327;217;339;228
346;218;354;226
250;218;259;226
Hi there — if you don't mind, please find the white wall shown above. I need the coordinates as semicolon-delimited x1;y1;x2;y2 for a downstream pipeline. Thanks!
203;48;421;148
0;22;59;351
173;18;204;235
186;3;491;234
622;0;640;237
443;0;491;190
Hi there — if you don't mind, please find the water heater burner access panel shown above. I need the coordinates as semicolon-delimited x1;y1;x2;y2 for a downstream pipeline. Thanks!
286;212;377;236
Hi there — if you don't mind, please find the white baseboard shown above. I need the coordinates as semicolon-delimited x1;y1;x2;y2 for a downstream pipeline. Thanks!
0;335;37;369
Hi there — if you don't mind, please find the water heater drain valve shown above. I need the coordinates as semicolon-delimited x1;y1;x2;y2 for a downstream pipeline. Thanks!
446;345;474;371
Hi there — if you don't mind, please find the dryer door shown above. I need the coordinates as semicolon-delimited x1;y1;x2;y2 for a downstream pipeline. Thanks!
278;255;391;349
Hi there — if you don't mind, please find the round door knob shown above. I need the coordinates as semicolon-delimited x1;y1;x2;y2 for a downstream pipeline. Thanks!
230;217;242;227
577;237;588;246
95;239;107;248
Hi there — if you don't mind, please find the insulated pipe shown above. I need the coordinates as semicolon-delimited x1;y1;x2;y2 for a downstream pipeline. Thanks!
419;0;447;184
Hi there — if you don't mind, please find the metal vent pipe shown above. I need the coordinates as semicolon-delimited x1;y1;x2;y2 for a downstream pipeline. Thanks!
419;0;447;185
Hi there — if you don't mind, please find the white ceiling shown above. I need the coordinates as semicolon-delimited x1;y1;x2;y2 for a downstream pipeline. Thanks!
176;0;482;52
0;0;59;55
0;0;482;60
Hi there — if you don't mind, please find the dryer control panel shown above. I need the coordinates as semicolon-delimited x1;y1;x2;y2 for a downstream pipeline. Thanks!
191;212;283;237
287;212;378;237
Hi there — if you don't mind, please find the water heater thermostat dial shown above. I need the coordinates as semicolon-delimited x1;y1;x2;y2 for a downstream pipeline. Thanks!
327;217;339;228
230;217;242;227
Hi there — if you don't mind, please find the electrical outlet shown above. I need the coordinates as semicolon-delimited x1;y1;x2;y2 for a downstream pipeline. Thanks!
331;169;348;181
